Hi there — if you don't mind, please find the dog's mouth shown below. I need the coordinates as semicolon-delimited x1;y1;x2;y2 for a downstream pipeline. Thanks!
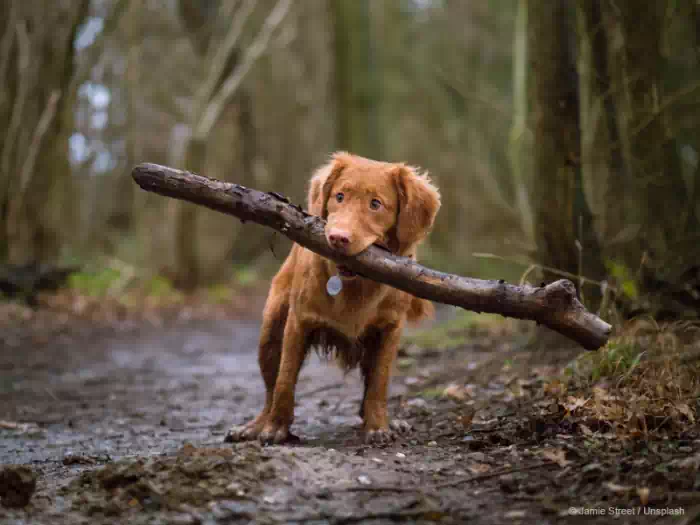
336;265;357;278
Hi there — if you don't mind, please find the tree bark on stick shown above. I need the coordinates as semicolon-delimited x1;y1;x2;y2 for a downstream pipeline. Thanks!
132;163;612;350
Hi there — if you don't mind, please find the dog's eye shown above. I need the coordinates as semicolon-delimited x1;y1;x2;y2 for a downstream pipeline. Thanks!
370;199;382;210
336;193;344;203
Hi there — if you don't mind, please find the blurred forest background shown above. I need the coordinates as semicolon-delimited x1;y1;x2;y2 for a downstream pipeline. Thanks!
1;0;699;323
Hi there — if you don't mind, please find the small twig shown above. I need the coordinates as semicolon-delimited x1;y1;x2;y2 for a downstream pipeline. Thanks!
334;507;443;525
43;387;60;402
474;252;611;290
433;461;555;489
468;426;502;433
430;429;462;440
293;498;435;525
328;485;431;495
429;425;502;440
298;382;345;399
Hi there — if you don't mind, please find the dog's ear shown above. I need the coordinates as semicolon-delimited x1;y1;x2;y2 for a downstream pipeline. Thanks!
391;164;441;256
308;152;349;218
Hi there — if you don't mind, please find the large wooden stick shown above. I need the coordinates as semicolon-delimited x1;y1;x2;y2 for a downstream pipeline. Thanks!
132;163;612;350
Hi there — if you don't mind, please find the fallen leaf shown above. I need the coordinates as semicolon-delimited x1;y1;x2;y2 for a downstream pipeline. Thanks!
540;448;572;468
582;462;603;473
637;487;650;505
0;421;40;433
563;396;589;414
458;408;476;429
443;384;468;401
604;482;632;494
543;380;566;396
579;423;594;436
467;463;491;475
675;403;695;423
678;454;700;470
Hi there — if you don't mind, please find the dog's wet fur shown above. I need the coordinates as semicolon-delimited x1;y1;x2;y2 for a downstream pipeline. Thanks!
226;152;441;445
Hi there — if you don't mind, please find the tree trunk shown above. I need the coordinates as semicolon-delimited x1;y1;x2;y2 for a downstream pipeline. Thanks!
332;0;382;158
172;0;260;289
0;1;88;265
509;0;534;245
593;0;700;319
575;0;626;247
527;1;606;312
601;0;694;271
173;139;206;289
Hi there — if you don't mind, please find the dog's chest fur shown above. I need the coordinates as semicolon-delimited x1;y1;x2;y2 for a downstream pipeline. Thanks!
298;277;393;370
301;276;390;337
306;321;386;371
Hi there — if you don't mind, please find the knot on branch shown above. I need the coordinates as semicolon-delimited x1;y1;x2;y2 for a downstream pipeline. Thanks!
542;279;581;309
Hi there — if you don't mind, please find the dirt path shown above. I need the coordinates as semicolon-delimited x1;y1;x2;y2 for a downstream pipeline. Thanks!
0;318;693;524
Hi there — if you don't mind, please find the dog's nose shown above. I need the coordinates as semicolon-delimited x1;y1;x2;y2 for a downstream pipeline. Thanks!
327;229;351;249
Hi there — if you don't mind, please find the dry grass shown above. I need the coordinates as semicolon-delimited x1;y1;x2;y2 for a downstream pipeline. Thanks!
558;319;700;439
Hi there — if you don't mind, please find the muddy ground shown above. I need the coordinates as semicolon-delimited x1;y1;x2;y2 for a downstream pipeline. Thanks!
1;307;699;524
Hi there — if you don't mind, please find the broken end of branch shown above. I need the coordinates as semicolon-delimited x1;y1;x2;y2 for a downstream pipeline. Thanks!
541;279;612;350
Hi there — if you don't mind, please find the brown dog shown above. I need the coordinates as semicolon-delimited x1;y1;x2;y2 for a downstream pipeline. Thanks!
226;152;441;445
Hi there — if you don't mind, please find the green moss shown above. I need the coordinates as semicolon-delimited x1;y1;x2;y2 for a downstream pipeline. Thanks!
604;259;639;300
403;311;503;350
146;275;175;297
68;268;122;297
416;387;444;400
207;284;233;304
232;265;260;286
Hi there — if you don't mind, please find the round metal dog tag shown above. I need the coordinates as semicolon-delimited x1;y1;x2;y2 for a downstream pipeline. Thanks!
326;276;343;296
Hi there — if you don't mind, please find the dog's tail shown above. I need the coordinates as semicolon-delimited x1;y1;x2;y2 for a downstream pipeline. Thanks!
406;297;434;325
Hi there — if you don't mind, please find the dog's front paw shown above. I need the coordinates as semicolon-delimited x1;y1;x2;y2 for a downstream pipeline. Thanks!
364;420;411;445
224;418;267;443
258;420;298;445
224;412;268;443
364;427;395;445
390;419;412;435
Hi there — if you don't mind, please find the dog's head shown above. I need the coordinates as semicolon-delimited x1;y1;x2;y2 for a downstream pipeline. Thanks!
308;152;440;276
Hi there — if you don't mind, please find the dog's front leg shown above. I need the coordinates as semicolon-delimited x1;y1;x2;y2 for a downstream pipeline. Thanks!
258;310;306;445
361;324;411;444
